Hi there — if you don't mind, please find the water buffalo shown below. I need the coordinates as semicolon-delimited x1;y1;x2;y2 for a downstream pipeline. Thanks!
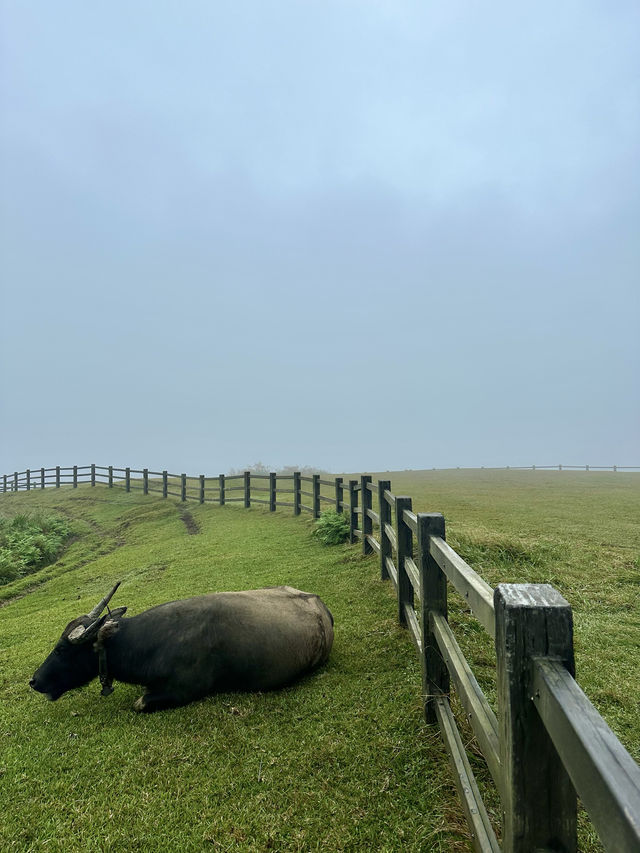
30;582;334;712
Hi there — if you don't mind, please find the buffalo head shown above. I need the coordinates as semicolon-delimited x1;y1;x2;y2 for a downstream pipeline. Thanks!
30;582;126;701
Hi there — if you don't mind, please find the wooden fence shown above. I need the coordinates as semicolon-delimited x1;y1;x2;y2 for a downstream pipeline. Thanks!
2;465;640;852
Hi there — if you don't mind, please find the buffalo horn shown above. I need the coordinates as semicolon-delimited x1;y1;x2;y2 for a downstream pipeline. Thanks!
87;582;121;619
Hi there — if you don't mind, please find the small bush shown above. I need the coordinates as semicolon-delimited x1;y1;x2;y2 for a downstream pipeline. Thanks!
0;513;72;585
312;510;350;546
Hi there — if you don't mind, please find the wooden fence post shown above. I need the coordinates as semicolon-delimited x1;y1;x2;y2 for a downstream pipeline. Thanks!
91;464;96;487
417;513;449;724
335;477;343;513
361;475;372;554
199;475;205;504
14;471;18;492
269;472;276;512
143;468;148;495
109;466;113;488
3;474;6;493
293;472;301;516
55;467;60;488
181;474;186;502
26;469;31;490
495;584;577;852
41;467;45;489
244;471;251;508
125;468;130;492
312;474;321;519
395;496;413;626
219;474;225;506
348;480;358;544
162;471;168;498
73;466;78;488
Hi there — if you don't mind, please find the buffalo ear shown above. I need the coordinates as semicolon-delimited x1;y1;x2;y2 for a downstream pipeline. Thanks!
67;607;127;645
109;607;127;619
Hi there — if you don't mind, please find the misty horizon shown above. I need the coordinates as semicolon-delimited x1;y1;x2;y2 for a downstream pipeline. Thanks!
2;2;638;475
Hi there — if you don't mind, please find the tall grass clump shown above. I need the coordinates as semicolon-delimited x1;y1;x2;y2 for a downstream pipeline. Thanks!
0;513;72;584
312;510;350;545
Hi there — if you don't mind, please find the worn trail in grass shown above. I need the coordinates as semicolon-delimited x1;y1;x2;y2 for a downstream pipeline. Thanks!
0;487;468;852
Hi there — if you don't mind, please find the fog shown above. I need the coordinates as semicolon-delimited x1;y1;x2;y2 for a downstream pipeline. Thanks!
2;1;638;475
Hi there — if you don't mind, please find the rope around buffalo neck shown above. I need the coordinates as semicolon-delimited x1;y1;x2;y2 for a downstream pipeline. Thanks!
97;643;114;696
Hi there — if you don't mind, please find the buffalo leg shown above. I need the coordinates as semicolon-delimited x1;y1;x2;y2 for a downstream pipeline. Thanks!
133;692;190;713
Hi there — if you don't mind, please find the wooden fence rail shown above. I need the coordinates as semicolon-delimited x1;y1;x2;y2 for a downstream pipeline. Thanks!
2;464;639;851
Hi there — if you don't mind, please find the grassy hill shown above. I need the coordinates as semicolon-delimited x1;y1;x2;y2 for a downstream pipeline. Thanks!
1;470;638;851
0;485;465;852
346;468;640;755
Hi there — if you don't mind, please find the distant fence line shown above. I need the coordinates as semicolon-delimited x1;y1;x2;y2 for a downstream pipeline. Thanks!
439;464;639;471
3;464;640;496
2;464;640;852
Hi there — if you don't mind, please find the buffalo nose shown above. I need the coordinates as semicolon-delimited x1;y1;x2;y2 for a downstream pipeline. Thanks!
29;678;36;688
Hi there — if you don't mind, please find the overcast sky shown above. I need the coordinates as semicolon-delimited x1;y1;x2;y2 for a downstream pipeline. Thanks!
1;0;638;476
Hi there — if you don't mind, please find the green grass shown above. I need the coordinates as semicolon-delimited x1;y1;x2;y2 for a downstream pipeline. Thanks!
1;470;638;852
341;468;640;851
0;485;468;853
0;512;72;584
312;509;350;545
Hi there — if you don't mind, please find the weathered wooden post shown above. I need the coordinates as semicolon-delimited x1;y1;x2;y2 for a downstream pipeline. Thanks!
417;513;449;723
108;466;113;488
312;474;321;519
293;472;301;516
361;475;372;555
73;466;78;488
335;477;343;513
494;584;577;852
244;471;251;508
41;467;45;489
91;464;96;487
181;474;186;502
26;469;31;490
395;496;413;626
269;472;276;512
614;464;617;472
13;471;18;492
348;480;358;544
199;475;205;504
219;474;225;506
55;466;60;488
143;468;148;495
125;467;130;492
162;470;168;498
3;474;6;493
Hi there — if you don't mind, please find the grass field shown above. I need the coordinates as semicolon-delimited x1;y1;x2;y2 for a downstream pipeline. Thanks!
1;470;638;851
353;468;640;752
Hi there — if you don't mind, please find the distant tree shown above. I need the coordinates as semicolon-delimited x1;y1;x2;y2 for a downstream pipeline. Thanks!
278;464;330;476
228;461;271;476
228;463;330;476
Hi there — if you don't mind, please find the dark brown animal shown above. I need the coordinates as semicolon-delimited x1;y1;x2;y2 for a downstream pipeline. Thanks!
30;583;334;712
